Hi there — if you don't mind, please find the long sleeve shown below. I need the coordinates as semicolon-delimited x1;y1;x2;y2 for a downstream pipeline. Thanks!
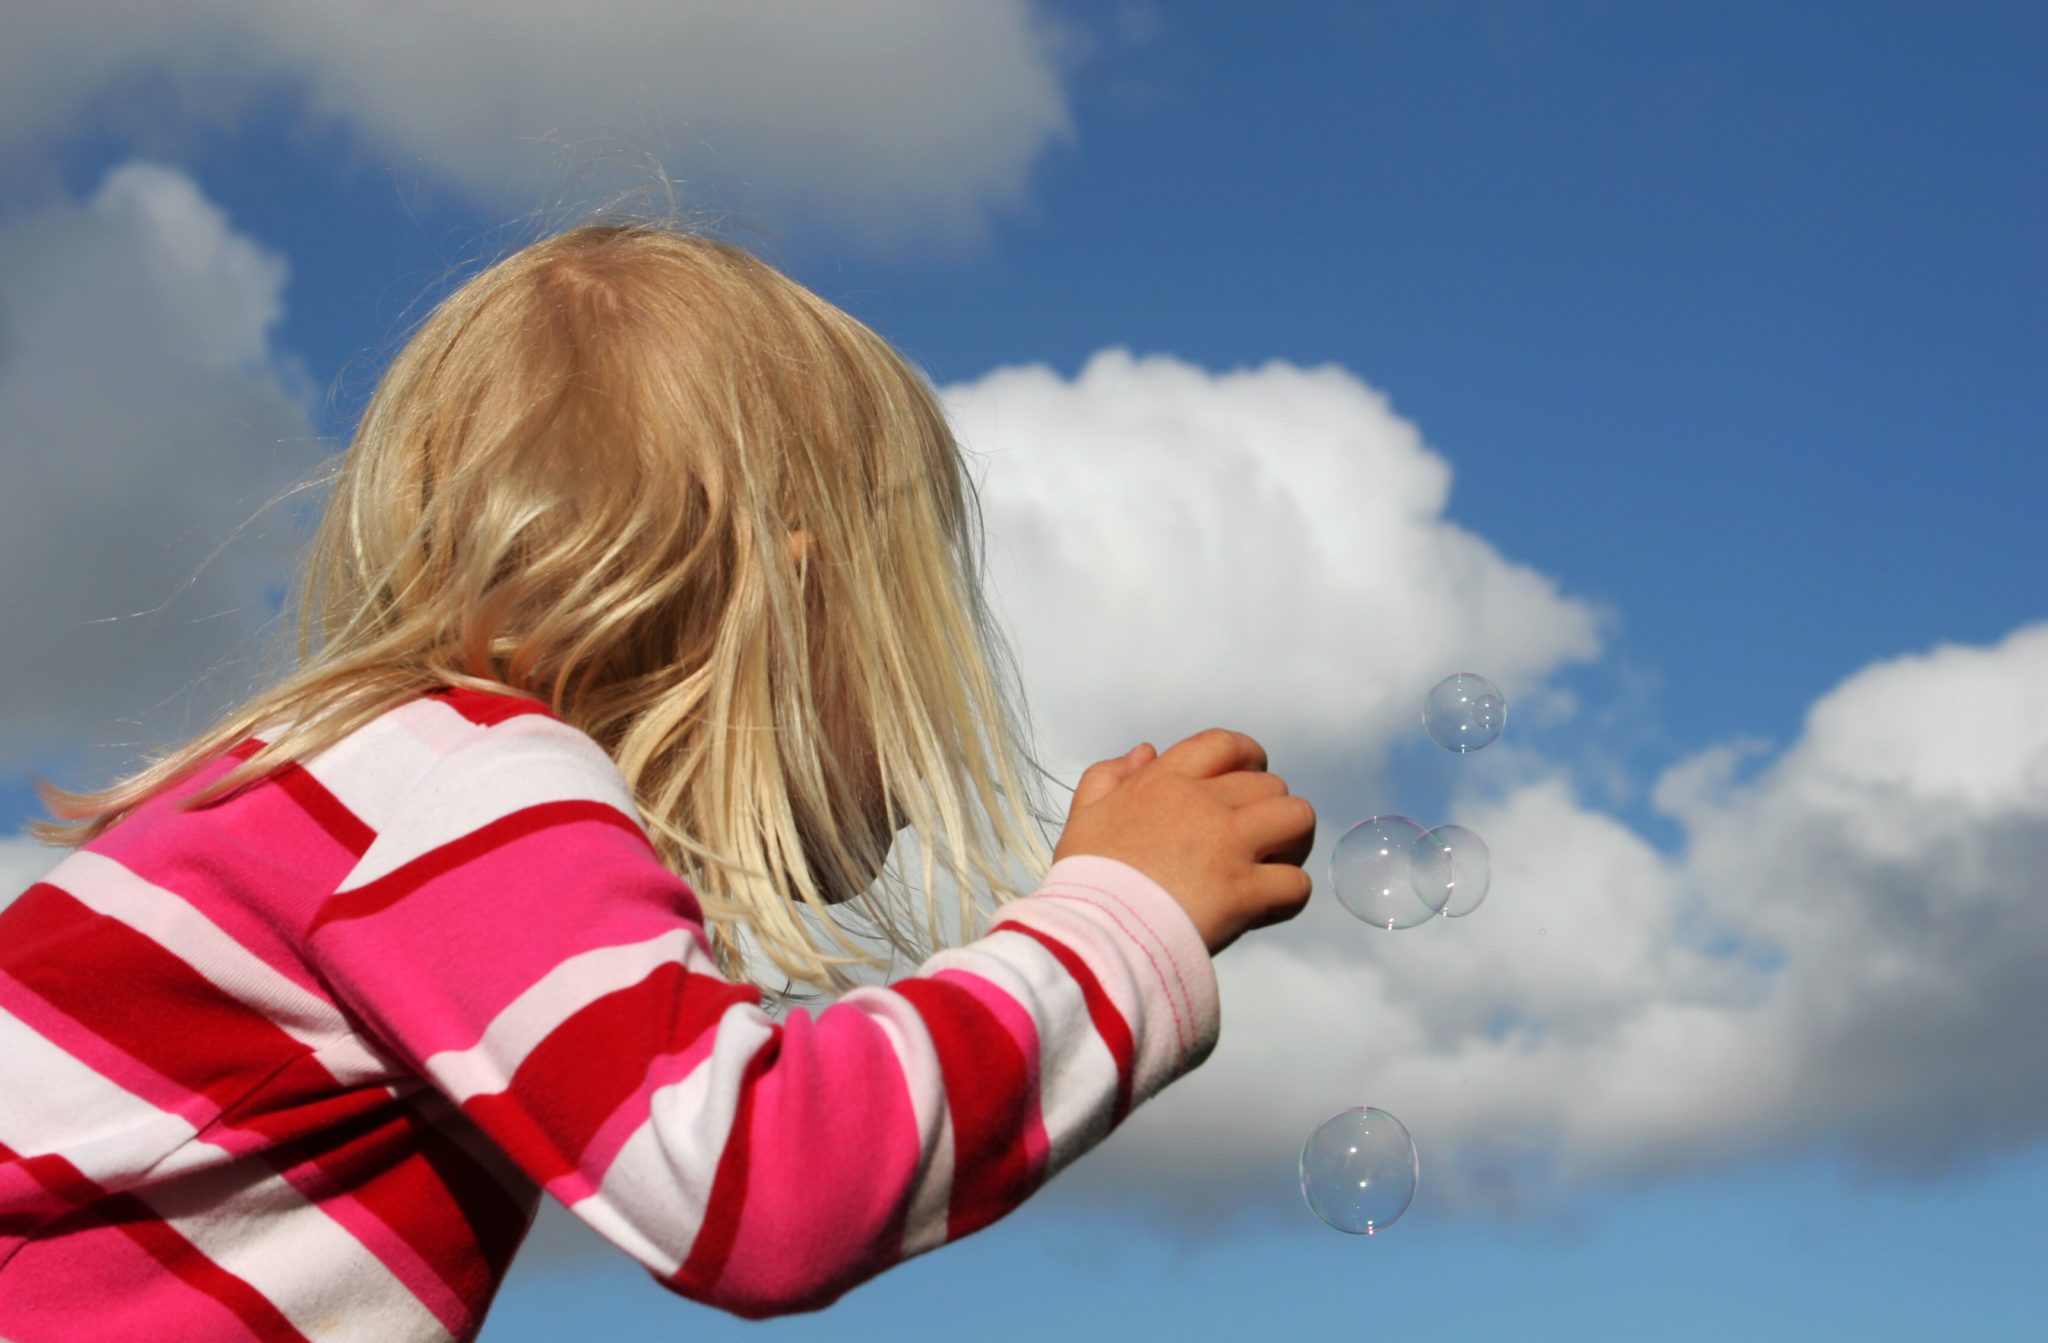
303;716;1220;1319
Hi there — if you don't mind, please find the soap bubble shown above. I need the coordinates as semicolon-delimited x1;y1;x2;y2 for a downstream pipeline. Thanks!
1414;824;1491;918
1300;1106;1417;1235
1423;673;1506;753
1333;815;1452;930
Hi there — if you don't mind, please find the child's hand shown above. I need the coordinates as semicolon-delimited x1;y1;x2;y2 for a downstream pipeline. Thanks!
1052;728;1316;956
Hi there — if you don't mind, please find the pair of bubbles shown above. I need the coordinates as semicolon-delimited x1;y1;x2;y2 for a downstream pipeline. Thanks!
1300;673;1504;1236
1331;673;1502;931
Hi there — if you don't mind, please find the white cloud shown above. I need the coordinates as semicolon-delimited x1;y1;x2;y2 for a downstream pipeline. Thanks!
929;353;2048;1231
1034;620;2048;1227
0;0;1076;250
945;350;1606;785
0;160;321;780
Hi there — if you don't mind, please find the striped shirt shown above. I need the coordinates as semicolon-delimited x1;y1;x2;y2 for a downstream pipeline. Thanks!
0;685;1220;1340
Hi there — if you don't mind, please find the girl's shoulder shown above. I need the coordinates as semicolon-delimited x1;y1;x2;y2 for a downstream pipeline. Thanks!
283;684;627;846
315;685;652;892
372;685;636;820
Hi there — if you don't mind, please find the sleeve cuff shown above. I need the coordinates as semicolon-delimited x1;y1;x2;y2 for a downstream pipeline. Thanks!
1029;853;1222;1089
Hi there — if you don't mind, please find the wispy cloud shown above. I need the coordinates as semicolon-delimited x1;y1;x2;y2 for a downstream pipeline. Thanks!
0;0;1077;250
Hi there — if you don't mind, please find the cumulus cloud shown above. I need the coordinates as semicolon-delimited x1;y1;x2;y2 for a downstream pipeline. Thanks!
944;350;1605;783
0;160;322;783
0;0;1075;249
914;353;2048;1233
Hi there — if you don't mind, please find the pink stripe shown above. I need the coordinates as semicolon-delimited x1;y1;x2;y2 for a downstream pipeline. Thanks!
712;1001;922;1309
0;1218;269;1343
86;755;355;999
0;1158;66;1259
311;832;689;1058
930;969;1051;1180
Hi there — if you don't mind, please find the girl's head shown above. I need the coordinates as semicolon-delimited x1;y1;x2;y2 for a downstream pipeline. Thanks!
32;218;1062;998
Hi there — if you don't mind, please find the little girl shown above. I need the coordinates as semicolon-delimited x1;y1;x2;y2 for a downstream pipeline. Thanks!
0;219;1316;1340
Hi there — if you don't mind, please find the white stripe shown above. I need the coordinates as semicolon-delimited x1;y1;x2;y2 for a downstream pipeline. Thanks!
140;1162;450;1343
0;1004;209;1185
275;706;445;838
901;1107;956;1257
335;712;643;892
929;932;1120;1178
55;851;350;1047
421;929;706;1102
573;1002;775;1274
998;896;1183;1101
307;1034;406;1091
1053;879;1198;1054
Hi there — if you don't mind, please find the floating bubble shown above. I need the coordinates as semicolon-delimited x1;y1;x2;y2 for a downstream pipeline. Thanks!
1414;823;1491;918
1300;1106;1417;1235
1333;815;1452;930
1423;673;1506;753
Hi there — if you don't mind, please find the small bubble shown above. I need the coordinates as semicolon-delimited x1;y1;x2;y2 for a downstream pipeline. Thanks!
1424;673;1507;753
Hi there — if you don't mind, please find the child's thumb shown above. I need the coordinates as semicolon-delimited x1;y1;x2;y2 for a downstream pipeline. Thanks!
1070;743;1152;813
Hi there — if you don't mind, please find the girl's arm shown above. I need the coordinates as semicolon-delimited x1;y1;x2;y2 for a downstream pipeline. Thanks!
305;721;1219;1320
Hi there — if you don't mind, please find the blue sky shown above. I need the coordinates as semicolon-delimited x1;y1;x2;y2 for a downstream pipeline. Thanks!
2;2;2043;1339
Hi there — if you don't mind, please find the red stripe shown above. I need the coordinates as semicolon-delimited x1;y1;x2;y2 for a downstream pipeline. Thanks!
215;739;376;856
461;963;758;1185
214;1054;395;1147
3;887;314;1113
275;758;377;856
309;800;655;934
0;1142;311;1342
992;920;1136;1128
0;1137;101;1237
890;978;1040;1241
423;685;557;725
411;1113;533;1286
670;1041;778;1297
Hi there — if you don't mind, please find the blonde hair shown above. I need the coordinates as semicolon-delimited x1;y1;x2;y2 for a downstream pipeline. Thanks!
28;215;1065;1001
